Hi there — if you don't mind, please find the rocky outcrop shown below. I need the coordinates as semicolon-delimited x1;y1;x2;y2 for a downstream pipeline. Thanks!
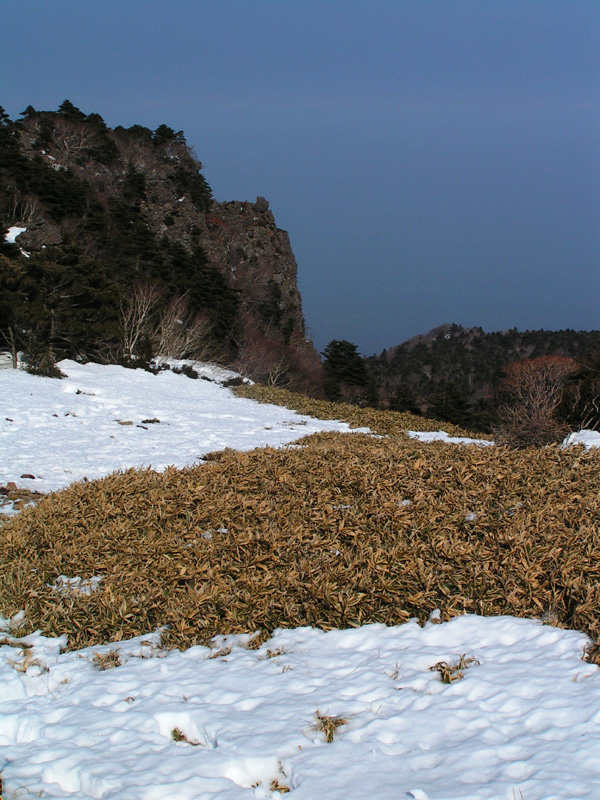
0;106;321;388
199;199;306;346
16;221;63;251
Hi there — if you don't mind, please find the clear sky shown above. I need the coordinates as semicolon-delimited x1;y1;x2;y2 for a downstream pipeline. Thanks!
2;0;599;355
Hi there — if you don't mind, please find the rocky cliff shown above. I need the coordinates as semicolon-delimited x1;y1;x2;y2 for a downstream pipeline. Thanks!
0;102;320;389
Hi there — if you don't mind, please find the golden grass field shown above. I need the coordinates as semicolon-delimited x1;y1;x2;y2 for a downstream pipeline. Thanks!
1;384;599;652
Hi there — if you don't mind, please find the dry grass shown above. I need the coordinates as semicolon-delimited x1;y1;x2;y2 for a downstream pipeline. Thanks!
232;384;482;437
171;728;201;746
92;648;121;670
314;710;348;743
429;654;480;683
0;486;44;529
0;391;599;653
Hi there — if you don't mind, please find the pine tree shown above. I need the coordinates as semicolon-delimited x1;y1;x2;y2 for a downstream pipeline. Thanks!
57;99;86;121
322;340;377;406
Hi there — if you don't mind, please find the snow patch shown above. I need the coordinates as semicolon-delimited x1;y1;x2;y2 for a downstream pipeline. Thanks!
408;430;494;446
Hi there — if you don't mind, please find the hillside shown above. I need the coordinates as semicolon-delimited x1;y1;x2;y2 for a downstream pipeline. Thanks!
367;323;600;430
0;101;320;390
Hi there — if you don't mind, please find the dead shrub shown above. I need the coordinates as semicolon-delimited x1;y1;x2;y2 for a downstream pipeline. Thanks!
495;356;578;448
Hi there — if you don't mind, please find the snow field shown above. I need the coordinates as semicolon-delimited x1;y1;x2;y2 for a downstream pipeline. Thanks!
0;360;367;494
1;615;598;799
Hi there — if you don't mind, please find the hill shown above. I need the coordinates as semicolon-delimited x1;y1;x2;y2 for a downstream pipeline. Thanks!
2;361;600;798
0;101;320;390
366;323;600;430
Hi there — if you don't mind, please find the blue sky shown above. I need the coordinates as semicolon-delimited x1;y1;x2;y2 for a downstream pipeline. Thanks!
2;0;599;355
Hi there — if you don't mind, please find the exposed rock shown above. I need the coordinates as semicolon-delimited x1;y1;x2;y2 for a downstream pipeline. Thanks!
198;200;305;347
1;107;322;390
17;221;63;251
251;196;269;213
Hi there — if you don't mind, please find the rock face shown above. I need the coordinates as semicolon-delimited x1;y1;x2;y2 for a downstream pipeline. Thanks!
17;221;63;251
0;106;321;389
200;200;305;346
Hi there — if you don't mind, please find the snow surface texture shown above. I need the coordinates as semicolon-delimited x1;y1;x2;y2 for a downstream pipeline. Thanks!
4;225;26;244
0;360;367;493
1;616;598;799
562;429;600;449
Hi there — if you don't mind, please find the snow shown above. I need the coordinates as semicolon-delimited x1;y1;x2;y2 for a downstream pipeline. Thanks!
1;360;599;799
4;225;26;243
1;616;599;799
0;360;366;493
408;430;494;446
562;429;600;449
3;225;31;257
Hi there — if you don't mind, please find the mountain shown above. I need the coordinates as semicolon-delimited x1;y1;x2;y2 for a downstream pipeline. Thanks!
366;323;600;430
0;101;321;390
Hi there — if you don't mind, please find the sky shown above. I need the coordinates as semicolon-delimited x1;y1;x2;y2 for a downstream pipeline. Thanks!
1;0;599;356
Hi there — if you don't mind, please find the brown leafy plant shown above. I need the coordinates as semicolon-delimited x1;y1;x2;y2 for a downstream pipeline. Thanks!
430;654;479;683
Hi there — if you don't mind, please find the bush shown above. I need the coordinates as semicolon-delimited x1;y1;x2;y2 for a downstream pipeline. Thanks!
24;350;65;378
495;356;577;448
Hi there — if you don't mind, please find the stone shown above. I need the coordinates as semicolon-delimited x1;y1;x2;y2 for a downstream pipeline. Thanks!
251;196;269;213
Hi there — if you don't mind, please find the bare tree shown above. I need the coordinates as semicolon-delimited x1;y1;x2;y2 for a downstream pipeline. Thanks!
495;355;578;447
119;281;161;360
234;325;291;387
1;327;19;368
153;295;214;361
52;118;99;163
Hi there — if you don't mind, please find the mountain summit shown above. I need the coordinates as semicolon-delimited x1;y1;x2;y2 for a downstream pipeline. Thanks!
0;101;320;390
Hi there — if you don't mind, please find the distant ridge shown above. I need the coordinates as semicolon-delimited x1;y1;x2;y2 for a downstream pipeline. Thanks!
366;323;600;430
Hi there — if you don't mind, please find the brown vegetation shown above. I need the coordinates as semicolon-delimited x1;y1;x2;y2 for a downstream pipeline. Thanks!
1;406;599;652
495;355;578;448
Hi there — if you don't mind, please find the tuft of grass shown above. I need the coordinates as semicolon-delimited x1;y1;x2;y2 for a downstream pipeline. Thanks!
171;727;201;746
430;654;479;683
92;648;121;670
583;641;600;666
314;709;347;743
270;779;290;793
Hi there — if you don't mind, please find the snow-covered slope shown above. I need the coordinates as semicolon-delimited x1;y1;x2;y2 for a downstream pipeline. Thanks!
0;360;366;494
1;613;598;799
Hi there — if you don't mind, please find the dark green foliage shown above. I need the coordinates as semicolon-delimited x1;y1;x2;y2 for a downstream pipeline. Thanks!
0;103;255;368
153;124;185;147
427;383;472;428
123;124;154;145
122;165;147;203
171;165;212;211
389;384;421;415
322;340;377;406
367;324;600;432
19;105;37;121
85;112;107;129
57;99;86;121
23;349;66;378
0;245;123;362
562;345;600;430
258;279;283;329
0;118;89;221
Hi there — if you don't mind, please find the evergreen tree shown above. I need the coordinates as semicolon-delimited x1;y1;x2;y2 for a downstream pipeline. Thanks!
389;384;421;415
57;99;86;121
428;382;471;427
322;340;377;405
